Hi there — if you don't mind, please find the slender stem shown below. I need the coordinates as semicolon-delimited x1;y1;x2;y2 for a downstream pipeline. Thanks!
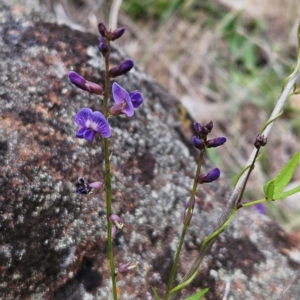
103;41;117;299
242;198;266;207
164;149;205;299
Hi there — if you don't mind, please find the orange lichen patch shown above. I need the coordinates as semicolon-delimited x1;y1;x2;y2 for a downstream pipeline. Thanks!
49;91;61;105
116;286;121;295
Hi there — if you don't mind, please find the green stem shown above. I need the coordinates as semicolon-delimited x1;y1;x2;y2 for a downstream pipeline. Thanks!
243;198;266;208
164;149;205;300
103;41;117;300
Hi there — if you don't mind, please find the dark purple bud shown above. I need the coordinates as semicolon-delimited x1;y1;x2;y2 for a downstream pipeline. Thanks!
206;137;227;148
109;214;125;229
98;22;107;36
198;168;220;184
194;122;209;138
183;197;196;225
205;120;213;132
76;177;92;194
117;262;138;274
192;136;204;150
111;27;126;41
68;71;103;95
130;91;143;108
109;59;134;78
99;36;109;55
254;134;267;149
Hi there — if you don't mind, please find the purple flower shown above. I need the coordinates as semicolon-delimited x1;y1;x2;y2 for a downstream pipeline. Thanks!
112;225;118;239
68;71;103;95
98;22;107;36
198;168;220;184
183;197;196;225
255;203;266;215
117;262;138;274
206;137;227;148
109;82;143;117
109;59;134;78
109;214;125;229
75;108;111;142
76;177;102;194
192;136;204;150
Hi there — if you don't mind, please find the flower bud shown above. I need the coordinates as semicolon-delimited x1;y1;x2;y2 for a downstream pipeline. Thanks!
192;136;204;150
194;122;209;138
111;27;126;41
99;36;109;55
205;120;213;132
198;168;220;184
68;71;103;95
254;134;267;149
98;22;107;36
117;262;138;274
109;214;125;229
109;59;134;78
183;197;196;225
206;137;226;148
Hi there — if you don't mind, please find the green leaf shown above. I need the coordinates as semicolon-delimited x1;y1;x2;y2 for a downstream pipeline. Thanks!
263;180;275;200
273;185;300;200
152;287;161;300
184;288;209;300
272;152;300;196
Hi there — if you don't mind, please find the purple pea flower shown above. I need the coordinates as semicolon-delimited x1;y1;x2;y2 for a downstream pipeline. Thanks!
68;71;103;95
109;59;134;78
183;197;196;225
76;177;102;194
198;168;220;184
75;108;111;142
109;214;125;230
111;27;126;41
109;82;143;117
206;137;227;148
99;36;109;55
117;262;138;274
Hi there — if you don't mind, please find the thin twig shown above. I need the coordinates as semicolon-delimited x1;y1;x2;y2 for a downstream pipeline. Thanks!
274;269;300;300
109;0;122;30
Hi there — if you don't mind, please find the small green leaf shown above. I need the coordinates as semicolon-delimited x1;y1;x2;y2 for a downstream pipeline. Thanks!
272;152;300;196
273;185;300;200
152;287;161;300
263;180;275;200
184;288;209;300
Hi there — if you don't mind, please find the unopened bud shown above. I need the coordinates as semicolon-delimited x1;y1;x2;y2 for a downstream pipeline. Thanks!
111;27;126;41
99;36;109;55
117;262;138;274
192;136;204;150
198;168;220;184
254;134;267;149
205;120;213;132
98;22;107;36
206;137;226;148
109;59;134;78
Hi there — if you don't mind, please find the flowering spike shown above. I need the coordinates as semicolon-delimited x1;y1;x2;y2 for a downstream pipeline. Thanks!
192;136;204;150
75;108;111;142
254;134;267;149
198;168;220;184
183;197;196;225
206;137;227;148
109;214;125;230
99;36;109;55
68;71;103;95
117;262;138;274
111;27;126;41
109;59;134;78
98;22;107;36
